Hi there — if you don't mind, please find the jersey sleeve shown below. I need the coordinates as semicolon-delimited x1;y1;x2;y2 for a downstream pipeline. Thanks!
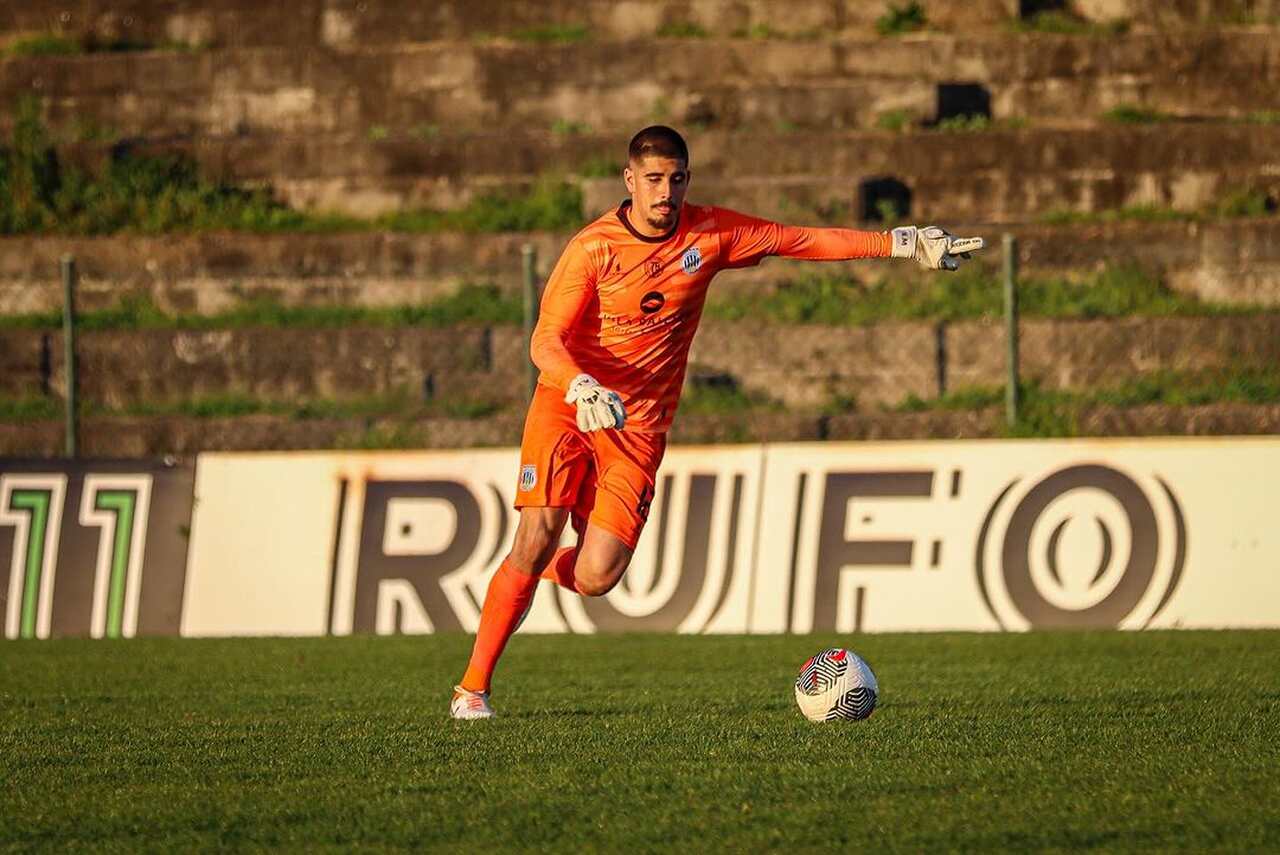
529;234;600;390
715;207;893;268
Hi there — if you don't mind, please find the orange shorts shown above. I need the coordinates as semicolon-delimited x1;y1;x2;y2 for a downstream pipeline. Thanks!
515;383;667;550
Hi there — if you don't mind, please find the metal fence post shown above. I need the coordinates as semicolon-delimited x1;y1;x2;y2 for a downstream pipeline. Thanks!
521;244;539;401
61;254;79;457
1002;234;1020;428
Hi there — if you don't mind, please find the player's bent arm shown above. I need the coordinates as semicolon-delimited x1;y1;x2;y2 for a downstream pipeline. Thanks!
528;236;626;431
529;239;599;390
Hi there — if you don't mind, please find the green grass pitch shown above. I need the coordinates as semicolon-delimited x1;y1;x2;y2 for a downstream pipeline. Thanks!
2;631;1278;852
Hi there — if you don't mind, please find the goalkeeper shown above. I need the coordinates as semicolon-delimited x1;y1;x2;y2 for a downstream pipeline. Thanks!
451;125;983;719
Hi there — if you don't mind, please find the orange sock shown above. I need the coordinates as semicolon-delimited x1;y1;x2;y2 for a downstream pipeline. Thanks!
539;546;581;592
460;559;540;693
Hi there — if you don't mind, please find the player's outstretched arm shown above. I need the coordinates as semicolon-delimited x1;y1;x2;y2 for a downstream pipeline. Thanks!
715;207;983;272
889;225;986;272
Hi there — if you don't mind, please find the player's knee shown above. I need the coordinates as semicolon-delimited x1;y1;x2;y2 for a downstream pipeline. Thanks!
575;571;619;598
511;518;561;569
574;556;629;597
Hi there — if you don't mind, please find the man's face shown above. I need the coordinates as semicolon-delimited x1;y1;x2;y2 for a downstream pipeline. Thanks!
624;155;690;234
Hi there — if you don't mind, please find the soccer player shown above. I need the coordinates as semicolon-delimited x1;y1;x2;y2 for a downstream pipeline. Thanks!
450;125;983;719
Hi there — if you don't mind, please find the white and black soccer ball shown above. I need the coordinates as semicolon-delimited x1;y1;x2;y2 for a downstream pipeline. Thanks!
794;647;878;722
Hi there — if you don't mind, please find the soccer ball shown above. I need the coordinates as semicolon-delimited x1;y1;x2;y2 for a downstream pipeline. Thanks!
794;647;878;722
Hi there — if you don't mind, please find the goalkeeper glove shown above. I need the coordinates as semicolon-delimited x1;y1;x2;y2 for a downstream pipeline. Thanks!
564;374;626;432
891;225;986;271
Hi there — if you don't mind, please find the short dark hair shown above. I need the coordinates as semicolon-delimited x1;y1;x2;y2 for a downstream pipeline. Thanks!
628;125;689;165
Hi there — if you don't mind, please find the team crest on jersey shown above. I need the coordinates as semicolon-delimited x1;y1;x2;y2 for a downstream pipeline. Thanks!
681;247;703;275
519;465;537;492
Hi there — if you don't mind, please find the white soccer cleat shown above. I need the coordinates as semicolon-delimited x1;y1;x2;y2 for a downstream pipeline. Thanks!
450;685;495;720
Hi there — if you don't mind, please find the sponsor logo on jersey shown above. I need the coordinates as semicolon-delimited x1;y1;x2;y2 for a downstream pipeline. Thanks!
681;246;703;275
647;259;663;278
640;291;665;314
519;465;537;492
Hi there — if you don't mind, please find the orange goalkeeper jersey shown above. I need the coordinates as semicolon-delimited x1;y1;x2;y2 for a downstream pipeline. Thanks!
530;201;892;433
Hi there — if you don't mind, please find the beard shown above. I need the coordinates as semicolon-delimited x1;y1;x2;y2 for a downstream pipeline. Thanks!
646;206;677;230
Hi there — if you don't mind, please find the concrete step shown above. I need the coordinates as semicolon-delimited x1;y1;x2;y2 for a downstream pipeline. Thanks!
5;400;1280;456
6;315;1279;412
3;218;1279;316
6;1;1274;52
4;32;1277;138
68;124;1280;223
0;0;1007;50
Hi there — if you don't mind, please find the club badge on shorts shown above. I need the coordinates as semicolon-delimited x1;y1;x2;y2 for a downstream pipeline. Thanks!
681;246;702;275
519;464;537;492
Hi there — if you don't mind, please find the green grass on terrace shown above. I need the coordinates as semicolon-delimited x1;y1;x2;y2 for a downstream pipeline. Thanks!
0;266;1255;334
509;24;589;44
679;375;784;416
1042;188;1276;223
1008;11;1131;36
1;389;506;424
122;390;502;421
0;395;62;421
655;21;711;38
1;32;205;56
0;632;1276;851
931;114;1028;133
0;284;522;331
1102;105;1172;124
0;99;584;235
1;33;82;57
894;367;1280;437
706;264;1246;325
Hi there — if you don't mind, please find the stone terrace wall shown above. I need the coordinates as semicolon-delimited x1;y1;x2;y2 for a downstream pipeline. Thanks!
4;0;1277;51
4;218;1280;316
4;34;1277;139
5;315;1278;412
8;401;1280;456
43;125;1280;223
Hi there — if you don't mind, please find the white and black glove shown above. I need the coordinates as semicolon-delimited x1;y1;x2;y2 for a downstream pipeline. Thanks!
564;373;626;432
891;225;985;271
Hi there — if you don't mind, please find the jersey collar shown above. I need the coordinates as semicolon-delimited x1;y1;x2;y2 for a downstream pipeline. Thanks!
617;200;681;244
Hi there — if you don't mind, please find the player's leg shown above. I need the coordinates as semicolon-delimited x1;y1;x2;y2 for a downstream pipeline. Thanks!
453;385;591;718
534;511;634;595
572;523;634;596
510;505;571;574
455;506;569;708
549;427;665;597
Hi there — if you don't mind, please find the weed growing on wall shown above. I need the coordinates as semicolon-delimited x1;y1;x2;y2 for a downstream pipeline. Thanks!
876;2;927;36
656;22;710;38
875;110;914;132
1;33;82;57
1009;12;1130;35
1102;105;1170;124
509;24;589;43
